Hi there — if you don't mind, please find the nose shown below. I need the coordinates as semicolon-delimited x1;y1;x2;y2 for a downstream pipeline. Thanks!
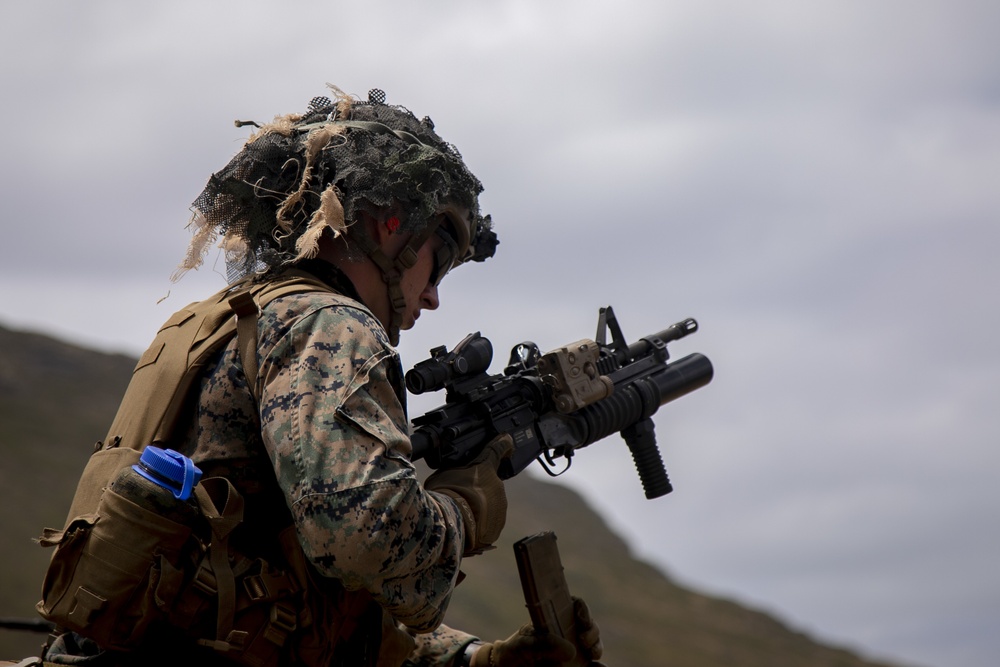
420;283;440;311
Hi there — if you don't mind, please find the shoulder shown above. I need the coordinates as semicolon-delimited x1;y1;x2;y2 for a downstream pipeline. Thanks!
259;289;393;353
258;291;399;372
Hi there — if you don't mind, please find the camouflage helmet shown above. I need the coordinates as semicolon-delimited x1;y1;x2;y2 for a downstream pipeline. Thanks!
175;86;497;286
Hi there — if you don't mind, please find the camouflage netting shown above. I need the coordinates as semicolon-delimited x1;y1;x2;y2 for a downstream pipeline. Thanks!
174;86;495;283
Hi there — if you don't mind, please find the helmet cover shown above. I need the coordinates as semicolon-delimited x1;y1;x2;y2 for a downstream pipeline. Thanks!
175;86;497;283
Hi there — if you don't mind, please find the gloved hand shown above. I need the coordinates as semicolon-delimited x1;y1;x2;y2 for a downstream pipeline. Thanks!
425;433;513;555
470;598;605;667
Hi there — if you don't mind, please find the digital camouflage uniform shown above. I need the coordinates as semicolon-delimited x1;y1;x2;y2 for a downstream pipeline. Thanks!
41;88;499;667
176;267;481;666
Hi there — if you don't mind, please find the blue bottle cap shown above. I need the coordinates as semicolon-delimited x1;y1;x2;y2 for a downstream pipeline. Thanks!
134;446;203;501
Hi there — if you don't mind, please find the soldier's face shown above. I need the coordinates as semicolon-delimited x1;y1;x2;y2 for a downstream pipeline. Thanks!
398;236;442;331
373;226;442;332
364;205;471;335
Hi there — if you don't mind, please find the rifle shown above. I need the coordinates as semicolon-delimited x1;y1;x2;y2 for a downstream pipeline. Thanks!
407;306;713;499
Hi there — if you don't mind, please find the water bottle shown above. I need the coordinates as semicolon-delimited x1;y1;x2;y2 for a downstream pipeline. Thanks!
109;446;203;525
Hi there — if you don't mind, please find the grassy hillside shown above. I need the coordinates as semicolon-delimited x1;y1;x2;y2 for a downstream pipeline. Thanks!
0;323;904;666
0;325;136;659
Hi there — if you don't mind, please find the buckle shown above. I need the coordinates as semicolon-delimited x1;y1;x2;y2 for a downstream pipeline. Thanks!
192;560;218;596
263;602;297;646
244;574;267;602
271;603;297;633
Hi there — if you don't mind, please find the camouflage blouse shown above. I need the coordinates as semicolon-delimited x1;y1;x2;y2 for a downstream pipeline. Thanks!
184;288;479;665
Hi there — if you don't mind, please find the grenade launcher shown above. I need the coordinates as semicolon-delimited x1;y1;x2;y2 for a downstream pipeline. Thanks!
407;306;713;499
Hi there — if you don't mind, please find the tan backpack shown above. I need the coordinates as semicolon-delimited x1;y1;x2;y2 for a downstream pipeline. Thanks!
35;270;389;667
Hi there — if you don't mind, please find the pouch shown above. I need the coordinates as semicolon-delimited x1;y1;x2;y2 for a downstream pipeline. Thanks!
36;485;198;650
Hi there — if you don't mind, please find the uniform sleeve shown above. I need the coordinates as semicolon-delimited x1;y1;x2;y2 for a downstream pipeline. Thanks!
256;298;466;632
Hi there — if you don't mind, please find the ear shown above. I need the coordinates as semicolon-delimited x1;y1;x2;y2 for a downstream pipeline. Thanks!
371;213;403;245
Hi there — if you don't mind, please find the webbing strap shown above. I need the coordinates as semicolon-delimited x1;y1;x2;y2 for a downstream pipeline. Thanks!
229;291;261;401
194;478;245;653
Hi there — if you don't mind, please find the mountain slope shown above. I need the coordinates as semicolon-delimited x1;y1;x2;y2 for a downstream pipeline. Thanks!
0;324;136;659
0;323;903;666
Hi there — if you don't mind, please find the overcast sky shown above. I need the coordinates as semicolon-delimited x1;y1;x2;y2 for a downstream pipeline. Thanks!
2;2;998;666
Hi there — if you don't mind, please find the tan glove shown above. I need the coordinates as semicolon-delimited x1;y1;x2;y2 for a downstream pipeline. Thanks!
573;597;605;665
425;433;513;555
470;598;605;667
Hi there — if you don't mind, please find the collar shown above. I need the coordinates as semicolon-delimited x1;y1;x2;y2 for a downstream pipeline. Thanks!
292;259;365;304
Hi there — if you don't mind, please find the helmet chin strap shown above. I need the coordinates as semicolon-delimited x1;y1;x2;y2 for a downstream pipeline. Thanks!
354;219;444;346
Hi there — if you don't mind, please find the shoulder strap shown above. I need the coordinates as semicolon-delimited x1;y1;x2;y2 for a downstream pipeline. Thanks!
229;290;262;401
104;271;336;451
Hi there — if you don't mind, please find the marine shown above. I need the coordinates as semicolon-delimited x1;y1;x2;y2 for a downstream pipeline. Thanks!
35;86;604;667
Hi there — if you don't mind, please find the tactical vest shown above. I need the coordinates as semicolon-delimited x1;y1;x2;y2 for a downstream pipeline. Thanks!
36;269;415;667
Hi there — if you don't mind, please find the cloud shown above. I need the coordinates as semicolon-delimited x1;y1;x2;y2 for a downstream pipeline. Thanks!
2;2;999;666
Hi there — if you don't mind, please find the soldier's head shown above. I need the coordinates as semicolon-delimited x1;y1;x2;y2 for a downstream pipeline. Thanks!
175;86;497;343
